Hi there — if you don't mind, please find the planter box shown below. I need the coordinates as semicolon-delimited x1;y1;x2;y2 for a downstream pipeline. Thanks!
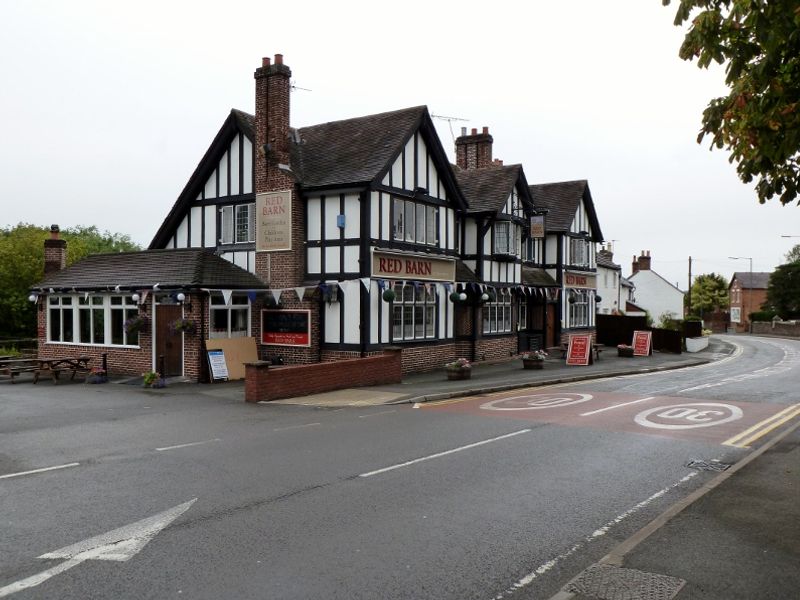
446;369;471;380
685;336;709;353
522;359;544;370
618;347;634;357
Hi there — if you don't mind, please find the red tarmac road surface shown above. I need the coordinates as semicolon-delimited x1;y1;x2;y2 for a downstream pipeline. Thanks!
425;388;794;447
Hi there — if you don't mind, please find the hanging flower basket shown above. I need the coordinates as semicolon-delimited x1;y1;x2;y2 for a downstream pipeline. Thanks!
169;318;196;335
382;289;396;302
617;344;634;357
124;315;148;335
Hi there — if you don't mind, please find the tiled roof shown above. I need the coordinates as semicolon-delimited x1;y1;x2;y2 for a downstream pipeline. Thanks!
34;249;269;292
596;250;620;270
731;271;771;289
456;260;478;282
455;165;523;213
529;179;604;241
521;266;558;287
292;106;428;188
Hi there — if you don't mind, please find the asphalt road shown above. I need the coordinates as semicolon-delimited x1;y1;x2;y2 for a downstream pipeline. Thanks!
0;335;797;599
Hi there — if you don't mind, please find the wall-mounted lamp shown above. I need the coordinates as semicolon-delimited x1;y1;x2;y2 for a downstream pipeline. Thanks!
131;293;140;303
176;292;186;303
28;294;37;303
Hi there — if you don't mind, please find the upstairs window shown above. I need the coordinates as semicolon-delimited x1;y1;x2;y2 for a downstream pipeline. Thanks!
392;199;438;246
494;222;519;255
569;238;590;267
221;203;255;244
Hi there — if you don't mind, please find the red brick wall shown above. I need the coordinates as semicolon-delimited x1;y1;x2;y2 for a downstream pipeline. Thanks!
475;335;517;362
752;320;800;337
245;349;402;402
399;343;459;373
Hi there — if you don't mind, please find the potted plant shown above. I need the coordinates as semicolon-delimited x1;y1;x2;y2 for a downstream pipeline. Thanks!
444;358;472;380
124;315;147;336
520;349;547;369
169;317;196;335
617;344;634;357
86;367;107;384
142;371;166;388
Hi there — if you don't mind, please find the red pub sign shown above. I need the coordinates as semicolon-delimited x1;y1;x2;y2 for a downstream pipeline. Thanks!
372;251;455;282
632;330;652;356
566;334;593;366
261;310;311;347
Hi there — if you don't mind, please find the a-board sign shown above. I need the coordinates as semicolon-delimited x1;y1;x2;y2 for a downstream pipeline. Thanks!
566;334;593;366
632;330;652;356
262;309;311;347
207;349;229;381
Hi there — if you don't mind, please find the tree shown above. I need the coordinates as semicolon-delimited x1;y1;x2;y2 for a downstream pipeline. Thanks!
689;272;730;315
764;262;800;318
0;224;140;338
785;243;800;263
663;1;800;205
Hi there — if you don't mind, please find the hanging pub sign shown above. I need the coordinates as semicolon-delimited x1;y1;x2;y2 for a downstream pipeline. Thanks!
256;190;292;251
566;334;593;366
632;330;652;356
530;215;545;239
262;309;311;347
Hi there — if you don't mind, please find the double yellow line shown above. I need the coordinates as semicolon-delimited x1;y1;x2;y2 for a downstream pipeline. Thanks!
723;403;800;448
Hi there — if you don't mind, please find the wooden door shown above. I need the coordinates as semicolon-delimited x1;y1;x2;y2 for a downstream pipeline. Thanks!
546;304;557;348
156;305;183;377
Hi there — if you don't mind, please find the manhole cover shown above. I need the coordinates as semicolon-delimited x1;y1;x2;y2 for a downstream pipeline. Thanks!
685;459;731;472
566;563;685;600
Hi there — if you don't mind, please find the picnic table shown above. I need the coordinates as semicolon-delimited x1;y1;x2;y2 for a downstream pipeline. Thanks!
0;356;91;384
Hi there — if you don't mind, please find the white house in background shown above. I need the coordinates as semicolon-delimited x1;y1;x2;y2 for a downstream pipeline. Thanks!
627;251;684;321
596;247;621;314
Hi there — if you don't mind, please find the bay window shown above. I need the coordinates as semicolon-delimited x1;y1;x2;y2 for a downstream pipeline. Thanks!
47;294;141;346
391;282;437;341
494;222;519;256
392;198;438;246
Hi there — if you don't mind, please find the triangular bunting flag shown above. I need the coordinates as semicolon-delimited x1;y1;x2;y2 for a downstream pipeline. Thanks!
221;289;233;306
140;290;149;305
271;289;283;304
247;291;257;303
360;277;371;290
294;287;306;301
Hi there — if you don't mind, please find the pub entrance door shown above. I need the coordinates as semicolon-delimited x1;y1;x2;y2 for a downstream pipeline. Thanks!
155;304;183;377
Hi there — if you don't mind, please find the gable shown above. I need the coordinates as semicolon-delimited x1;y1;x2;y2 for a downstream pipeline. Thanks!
381;131;449;201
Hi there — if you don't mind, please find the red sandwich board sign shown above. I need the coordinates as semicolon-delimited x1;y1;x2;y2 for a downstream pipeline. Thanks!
632;330;652;356
566;334;593;366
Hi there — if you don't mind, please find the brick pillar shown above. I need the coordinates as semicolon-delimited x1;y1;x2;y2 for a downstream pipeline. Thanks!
44;224;66;275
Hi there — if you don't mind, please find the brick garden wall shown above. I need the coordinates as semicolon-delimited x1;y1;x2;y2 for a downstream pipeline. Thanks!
752;321;800;337
245;349;402;402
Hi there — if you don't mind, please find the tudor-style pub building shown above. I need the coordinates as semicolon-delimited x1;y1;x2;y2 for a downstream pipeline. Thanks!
32;54;607;380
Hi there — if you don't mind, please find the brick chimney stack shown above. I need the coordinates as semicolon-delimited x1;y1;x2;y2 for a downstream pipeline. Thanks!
455;126;494;170
44;224;66;276
638;250;651;271
254;53;293;192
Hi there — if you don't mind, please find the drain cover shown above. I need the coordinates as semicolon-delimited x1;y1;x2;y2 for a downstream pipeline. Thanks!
685;459;731;472
566;563;685;600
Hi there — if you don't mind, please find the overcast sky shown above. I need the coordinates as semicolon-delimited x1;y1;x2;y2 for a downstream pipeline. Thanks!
2;0;798;289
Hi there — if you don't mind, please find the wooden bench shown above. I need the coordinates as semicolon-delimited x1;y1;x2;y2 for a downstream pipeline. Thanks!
33;357;91;384
0;359;40;383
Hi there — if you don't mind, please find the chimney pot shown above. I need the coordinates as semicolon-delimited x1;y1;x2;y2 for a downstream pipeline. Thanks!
482;126;489;134
471;128;477;135
460;127;467;136
274;53;283;65
262;57;271;67
50;224;60;239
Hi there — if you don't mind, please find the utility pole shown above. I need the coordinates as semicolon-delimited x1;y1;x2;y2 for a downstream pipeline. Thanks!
687;256;692;317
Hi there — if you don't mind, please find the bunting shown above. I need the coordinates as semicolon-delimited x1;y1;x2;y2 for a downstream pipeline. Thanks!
360;277;371;290
247;291;258;303
271;289;283;304
140;290;149;305
294;287;306;301
221;289;233;306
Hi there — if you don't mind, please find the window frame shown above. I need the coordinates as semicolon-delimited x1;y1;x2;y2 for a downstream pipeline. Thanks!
482;288;513;334
391;282;438;342
47;294;141;347
568;290;590;328
209;293;251;339
221;202;255;245
391;198;439;247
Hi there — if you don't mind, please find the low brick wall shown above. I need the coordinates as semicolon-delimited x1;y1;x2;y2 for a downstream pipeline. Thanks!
752;321;800;337
245;349;402;402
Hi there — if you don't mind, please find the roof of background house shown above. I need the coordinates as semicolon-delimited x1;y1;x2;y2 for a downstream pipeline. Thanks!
628;268;685;295
596;250;621;270
528;179;604;241
33;249;269;292
455;164;527;213
621;276;634;289
730;271;772;289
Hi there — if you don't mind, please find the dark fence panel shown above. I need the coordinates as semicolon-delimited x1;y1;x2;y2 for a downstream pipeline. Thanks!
651;328;683;353
683;321;703;338
596;314;649;346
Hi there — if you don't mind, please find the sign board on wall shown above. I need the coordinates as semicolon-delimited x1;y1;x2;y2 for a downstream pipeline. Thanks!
566;334;593;366
262;309;311;347
632;330;652;356
256;191;292;251
372;251;456;282
530;215;545;239
564;272;597;289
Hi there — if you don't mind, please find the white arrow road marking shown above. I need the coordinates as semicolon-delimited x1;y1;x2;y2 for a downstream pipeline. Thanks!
0;499;196;598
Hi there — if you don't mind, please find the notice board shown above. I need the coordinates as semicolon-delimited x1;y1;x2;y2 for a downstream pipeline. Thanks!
566;334;592;366
205;337;258;380
206;349;229;381
632;330;652;356
262;309;311;347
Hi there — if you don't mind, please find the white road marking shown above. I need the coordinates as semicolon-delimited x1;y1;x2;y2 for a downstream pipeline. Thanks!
0;463;80;480
358;410;396;419
481;393;593;411
273;422;321;432
155;439;221;452
492;472;698;599
359;429;530;478
579;397;655;416
0;499;196;598
634;402;743;430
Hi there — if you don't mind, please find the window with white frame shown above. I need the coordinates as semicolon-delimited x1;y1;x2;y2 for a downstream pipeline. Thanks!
48;294;140;346
391;282;437;341
569;238;590;267
392;199;438;246
483;288;513;333
518;297;527;330
568;290;589;327
209;293;250;338
221;203;256;244
494;222;519;255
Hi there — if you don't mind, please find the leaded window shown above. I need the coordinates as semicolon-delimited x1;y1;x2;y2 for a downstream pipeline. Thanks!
391;282;437;341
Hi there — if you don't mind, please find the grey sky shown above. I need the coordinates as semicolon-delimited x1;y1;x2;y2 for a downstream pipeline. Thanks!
2;0;797;289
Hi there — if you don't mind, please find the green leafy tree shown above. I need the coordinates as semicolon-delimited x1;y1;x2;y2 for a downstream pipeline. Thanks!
0;224;140;338
690;272;730;314
785;243;800;263
764;262;800;317
663;0;800;205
